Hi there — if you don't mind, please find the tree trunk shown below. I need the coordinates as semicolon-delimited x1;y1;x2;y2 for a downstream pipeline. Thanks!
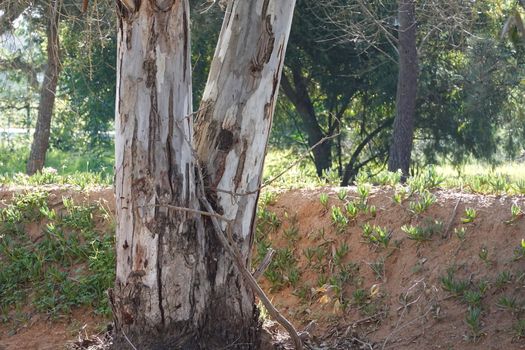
112;0;296;348
26;0;61;175
281;70;332;177
193;0;295;342
387;0;418;179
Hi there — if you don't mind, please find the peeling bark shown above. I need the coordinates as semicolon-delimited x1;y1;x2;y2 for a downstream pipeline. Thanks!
113;0;203;348
113;0;296;348
193;0;296;346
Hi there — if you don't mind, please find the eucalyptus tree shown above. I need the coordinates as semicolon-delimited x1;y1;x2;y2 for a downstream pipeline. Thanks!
112;0;298;348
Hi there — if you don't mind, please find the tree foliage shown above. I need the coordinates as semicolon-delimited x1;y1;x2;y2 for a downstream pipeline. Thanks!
1;0;525;178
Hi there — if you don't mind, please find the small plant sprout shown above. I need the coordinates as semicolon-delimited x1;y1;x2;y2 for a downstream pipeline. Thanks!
314;246;327;266
283;225;299;242
368;205;377;218
463;290;483;308
362;225;391;248
408;190;436;214
441;269;468;296
333;242;349;266
402;220;443;242
345;201;359;220
513;319;525;338
465;306;483;341
260;191;277;207
478;245;491;266
362;223;373;236
505;203;524;225
495;271;513;289
337;189;347;201
357;184;370;204
514;239;525;260
368;257;385;281
319;193;329;209
496;296;518;312
461;208;477;224
455;227;466;240
352;288;367;306
331;206;349;233
392;191;403;204
303;247;315;266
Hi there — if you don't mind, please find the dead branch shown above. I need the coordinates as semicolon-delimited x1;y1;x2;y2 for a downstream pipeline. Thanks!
196;166;303;350
252;248;275;280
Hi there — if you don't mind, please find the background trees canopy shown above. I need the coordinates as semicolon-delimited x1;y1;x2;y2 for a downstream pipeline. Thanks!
1;0;525;181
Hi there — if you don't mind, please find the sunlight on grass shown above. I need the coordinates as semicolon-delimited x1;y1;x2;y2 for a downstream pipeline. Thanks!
2;144;525;194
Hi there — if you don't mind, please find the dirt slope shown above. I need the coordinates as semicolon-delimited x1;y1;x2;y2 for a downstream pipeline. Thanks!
261;187;525;349
0;185;524;349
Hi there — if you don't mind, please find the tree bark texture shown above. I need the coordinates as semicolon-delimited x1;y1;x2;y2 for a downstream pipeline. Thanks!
193;0;295;343
113;0;296;348
113;0;201;348
26;0;61;175
387;0;418;179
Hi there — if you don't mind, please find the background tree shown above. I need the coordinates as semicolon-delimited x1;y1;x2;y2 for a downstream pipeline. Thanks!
26;0;62;175
388;0;418;178
275;0;397;182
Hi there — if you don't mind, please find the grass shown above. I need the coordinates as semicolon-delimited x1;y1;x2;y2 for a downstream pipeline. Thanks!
3;143;525;337
0;191;115;319
0;144;113;186
3;143;525;195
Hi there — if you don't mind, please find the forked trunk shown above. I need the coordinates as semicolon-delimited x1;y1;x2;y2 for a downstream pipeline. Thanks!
27;0;61;175
388;0;418;179
112;0;296;348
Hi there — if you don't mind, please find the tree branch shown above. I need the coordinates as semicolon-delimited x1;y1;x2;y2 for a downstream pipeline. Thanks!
0;1;30;36
341;117;394;185
0;56;41;89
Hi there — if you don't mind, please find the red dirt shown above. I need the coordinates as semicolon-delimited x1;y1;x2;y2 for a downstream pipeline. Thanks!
0;308;106;350
1;185;525;349
262;187;525;349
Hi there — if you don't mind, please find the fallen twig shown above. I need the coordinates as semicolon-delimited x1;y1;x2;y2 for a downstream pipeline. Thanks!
144;203;232;223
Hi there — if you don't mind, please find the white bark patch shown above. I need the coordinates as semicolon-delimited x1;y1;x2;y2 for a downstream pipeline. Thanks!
115;0;197;331
197;0;296;242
